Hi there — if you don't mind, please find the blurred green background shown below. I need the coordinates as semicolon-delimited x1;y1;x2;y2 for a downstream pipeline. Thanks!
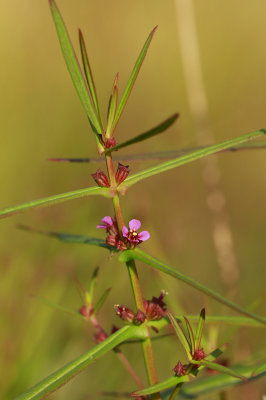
0;1;266;399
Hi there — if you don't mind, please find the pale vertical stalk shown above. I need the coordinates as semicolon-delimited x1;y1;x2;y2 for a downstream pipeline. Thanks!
175;0;240;300
105;153;161;400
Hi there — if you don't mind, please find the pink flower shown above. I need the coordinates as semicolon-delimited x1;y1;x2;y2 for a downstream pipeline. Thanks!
96;216;113;230
122;219;150;247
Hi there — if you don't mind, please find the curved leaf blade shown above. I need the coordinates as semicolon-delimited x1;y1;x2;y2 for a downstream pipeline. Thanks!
106;113;179;153
0;186;110;219
119;249;266;325
132;375;189;397
112;26;158;133
49;0;102;136
121;129;266;188
194;360;247;381
79;29;103;129
18;225;115;251
15;325;140;400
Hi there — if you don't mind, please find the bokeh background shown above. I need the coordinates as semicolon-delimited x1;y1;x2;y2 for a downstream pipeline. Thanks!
0;1;266;399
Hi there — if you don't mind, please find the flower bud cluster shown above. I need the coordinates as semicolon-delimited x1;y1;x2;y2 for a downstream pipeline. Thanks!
97;216;127;250
114;291;167;325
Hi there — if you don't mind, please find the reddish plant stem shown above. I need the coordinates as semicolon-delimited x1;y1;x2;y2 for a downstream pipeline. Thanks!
105;153;161;399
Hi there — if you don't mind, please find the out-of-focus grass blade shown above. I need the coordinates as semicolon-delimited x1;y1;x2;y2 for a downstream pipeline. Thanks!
148;315;265;333
106;113;179;154
15;325;142;400
106;74;119;137
111;26;158;133
86;267;99;305
193;360;247;381
49;1;102;140
131;375;189;397
92;287;112;315
162;361;266;399
0;186;110;220
36;296;83;318
195;308;205;350
120;129;266;188
205;343;229;362
79;29;103;130
168;312;192;360
18;225;115;251
119;249;266;325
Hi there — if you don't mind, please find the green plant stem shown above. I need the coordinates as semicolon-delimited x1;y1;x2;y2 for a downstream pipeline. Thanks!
105;153;161;399
169;383;183;400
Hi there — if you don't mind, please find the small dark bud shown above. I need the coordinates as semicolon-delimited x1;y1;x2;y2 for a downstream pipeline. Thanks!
116;240;127;251
173;361;187;376
94;329;108;344
193;348;207;361
114;305;135;323
106;137;117;149
91;169;110;187
115;163;130;185
110;325;120;334
134;309;146;325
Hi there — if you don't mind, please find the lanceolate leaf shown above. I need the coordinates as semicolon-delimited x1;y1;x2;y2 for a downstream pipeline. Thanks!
193;359;247;381
120;129;266;188
49;0;103;144
18;226;114;251
87;267;99;305
36;296;83;318
79;29;103;129
111;26;158;133
132;375;189;397
167;312;192;360
106;113;179;153
106;74;119;137
47;138;266;164
119;249;266;325
93;287;112;315
0;186;110;219
163;361;266;399
15;325;143;400
195;308;205;350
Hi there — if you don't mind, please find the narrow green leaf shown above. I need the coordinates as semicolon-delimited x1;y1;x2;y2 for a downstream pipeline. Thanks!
176;361;266;398
92;287;112;315
106;73;119;137
168;312;192;360
195;308;205;350
132;375;189;397
47;138;266;164
36;296;83;319
15;325;142;400
184;316;195;355
0;186;110;219
194;360;247;381
112;26;158;133
86;267;99;305
79;29;103;130
119;249;266;325
106;113;179;153
204;343;229;363
49;0;103;145
120;130;266;188
18;225;115;250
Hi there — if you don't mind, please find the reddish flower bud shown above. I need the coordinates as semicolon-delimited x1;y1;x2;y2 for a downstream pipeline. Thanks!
115;163;130;185
143;290;167;321
134;309;146;325
106;234;117;247
110;325;120;334
106;137;117;149
193;348;207;361
116;240;127;251
79;305;90;318
94;329;108;344
173;361;187;376
91;169;110;187
114;305;135;323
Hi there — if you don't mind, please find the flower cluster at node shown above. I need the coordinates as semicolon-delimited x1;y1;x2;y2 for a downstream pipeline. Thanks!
173;361;187;377
92;163;129;188
122;219;150;248
97;217;150;250
114;291;167;325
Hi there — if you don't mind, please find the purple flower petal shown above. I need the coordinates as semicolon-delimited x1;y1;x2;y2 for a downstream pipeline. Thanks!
101;216;113;226
138;231;150;242
129;219;141;231
96;224;107;229
122;226;129;238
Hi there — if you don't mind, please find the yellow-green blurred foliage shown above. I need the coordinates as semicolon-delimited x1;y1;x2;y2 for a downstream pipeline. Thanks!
0;1;265;399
